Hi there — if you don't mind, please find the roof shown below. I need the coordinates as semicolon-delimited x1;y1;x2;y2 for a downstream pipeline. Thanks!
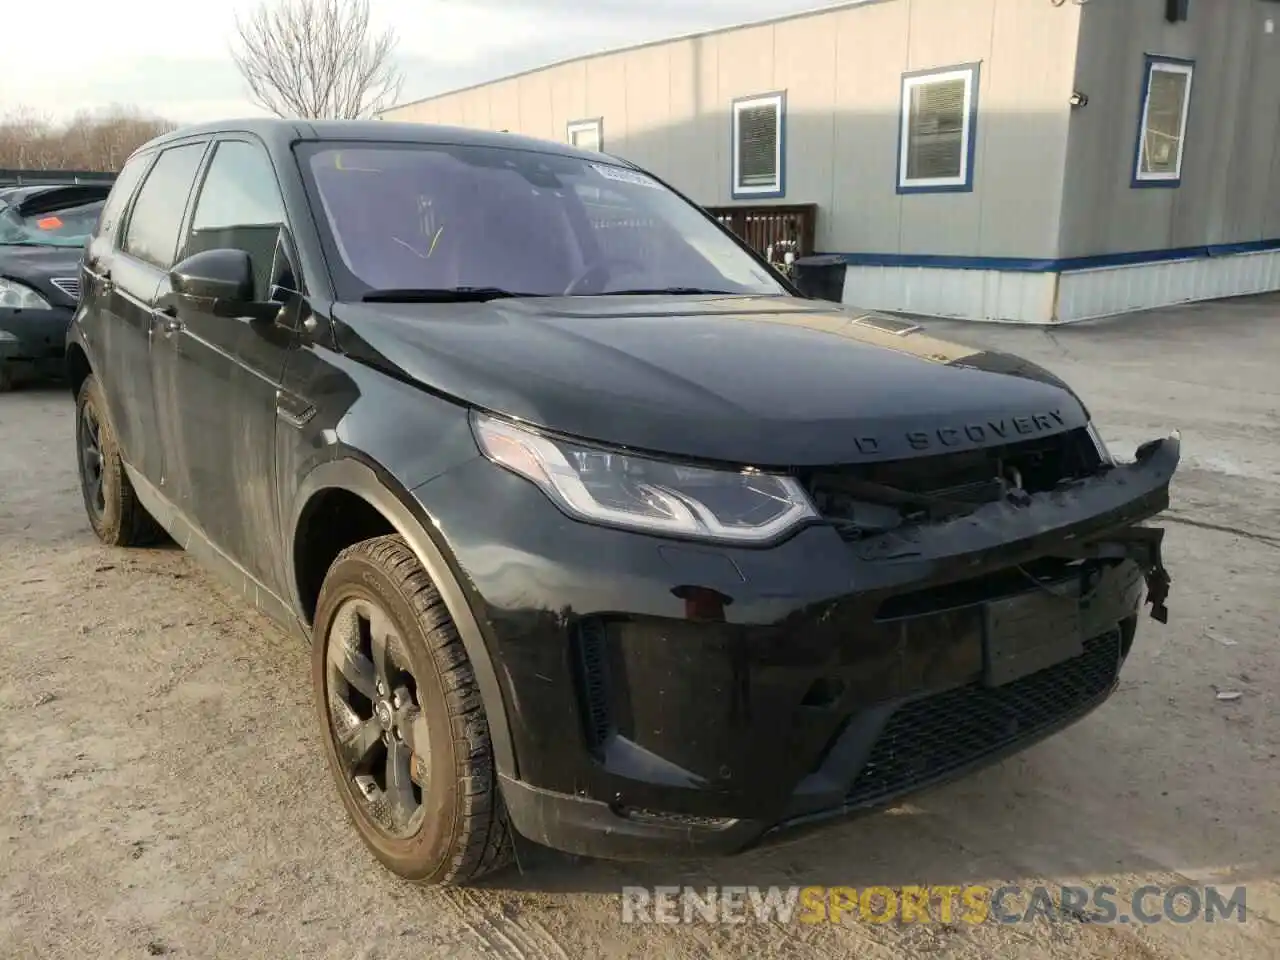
130;117;621;166
380;0;884;115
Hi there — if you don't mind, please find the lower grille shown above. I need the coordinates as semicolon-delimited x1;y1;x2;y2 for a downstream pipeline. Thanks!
621;808;737;828
846;630;1121;807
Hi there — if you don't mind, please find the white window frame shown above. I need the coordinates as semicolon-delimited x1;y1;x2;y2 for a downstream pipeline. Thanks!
1134;59;1194;186
732;92;785;198
897;65;979;192
567;118;603;152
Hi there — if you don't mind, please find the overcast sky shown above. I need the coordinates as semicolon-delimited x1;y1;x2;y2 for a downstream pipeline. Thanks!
2;0;852;124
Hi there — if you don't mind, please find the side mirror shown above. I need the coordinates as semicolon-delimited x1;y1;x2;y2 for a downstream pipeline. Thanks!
170;248;254;303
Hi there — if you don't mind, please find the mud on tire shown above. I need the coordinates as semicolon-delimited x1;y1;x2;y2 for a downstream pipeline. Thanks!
312;533;514;886
75;375;165;547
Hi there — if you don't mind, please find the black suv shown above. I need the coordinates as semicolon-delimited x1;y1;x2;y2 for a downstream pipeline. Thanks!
68;119;1179;886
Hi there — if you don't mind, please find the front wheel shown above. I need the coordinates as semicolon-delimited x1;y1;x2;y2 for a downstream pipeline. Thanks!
312;534;513;886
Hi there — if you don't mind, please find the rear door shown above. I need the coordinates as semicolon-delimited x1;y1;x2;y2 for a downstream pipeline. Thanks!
80;151;154;474
110;141;210;491
151;136;295;592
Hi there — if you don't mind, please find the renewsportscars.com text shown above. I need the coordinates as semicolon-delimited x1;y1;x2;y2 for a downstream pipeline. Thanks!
620;884;1249;926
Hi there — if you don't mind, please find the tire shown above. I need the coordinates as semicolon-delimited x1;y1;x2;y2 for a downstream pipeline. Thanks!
312;534;513;886
75;375;164;547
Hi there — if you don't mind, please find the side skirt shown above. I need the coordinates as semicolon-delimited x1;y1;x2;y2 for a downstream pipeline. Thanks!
123;461;307;641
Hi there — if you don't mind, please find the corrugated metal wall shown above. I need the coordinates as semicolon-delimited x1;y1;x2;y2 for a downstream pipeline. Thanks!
1060;0;1280;258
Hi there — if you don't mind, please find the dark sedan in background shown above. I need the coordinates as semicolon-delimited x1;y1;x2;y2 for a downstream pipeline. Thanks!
0;183;111;389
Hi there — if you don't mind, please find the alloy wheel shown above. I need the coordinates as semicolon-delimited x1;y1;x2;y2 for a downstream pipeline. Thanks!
325;597;430;839
77;402;105;519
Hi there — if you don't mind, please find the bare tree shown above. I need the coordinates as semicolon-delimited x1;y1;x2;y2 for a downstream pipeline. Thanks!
0;107;174;171
231;0;404;120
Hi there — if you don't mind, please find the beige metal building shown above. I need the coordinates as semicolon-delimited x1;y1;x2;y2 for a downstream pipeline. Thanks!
380;0;1280;324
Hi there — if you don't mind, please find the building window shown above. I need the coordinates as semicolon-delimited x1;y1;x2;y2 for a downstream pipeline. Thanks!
732;92;786;198
568;118;603;152
1133;56;1194;187
897;64;980;193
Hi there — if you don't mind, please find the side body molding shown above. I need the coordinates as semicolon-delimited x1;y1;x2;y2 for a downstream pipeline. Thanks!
288;457;518;780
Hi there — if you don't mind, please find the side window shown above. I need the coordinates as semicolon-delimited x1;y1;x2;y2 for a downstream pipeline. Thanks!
122;143;207;269
95;152;152;243
185;140;287;299
190;140;284;231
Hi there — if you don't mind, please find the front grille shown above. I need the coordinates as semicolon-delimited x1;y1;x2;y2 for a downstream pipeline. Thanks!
845;630;1121;808
620;808;737;828
806;428;1102;536
50;277;81;302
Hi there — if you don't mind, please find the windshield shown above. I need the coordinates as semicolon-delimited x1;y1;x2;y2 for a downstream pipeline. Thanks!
299;142;787;299
0;198;104;248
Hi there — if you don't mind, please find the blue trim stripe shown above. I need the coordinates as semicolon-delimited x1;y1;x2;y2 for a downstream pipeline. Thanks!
826;237;1280;274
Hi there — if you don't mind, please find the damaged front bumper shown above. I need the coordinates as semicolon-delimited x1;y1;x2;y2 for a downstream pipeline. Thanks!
848;432;1179;623
422;432;1180;861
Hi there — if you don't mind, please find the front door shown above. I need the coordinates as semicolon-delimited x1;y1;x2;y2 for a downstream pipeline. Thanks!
149;136;296;596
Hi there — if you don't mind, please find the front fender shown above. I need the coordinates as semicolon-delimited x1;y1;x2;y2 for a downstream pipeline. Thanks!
288;456;518;780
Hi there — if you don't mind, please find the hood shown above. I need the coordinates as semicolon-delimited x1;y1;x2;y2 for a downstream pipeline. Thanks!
0;244;84;306
331;294;1089;467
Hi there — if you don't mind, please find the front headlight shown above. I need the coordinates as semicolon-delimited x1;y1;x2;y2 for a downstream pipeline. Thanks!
0;278;51;310
472;413;818;543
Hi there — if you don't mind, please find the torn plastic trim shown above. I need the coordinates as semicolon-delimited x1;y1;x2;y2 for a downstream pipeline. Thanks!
1054;525;1171;623
847;432;1180;599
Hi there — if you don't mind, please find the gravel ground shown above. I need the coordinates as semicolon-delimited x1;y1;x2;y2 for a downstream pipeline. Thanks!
1;296;1278;959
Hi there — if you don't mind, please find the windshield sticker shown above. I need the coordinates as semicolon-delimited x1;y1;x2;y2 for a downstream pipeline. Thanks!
590;163;662;189
36;216;64;230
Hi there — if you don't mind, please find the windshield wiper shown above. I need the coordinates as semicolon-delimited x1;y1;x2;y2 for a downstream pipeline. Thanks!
361;286;546;303
602;287;743;296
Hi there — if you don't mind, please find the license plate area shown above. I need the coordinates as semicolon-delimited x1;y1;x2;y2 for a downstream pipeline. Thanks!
983;582;1083;687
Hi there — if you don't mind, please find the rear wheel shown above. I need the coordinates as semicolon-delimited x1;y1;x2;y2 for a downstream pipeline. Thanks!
75;375;163;546
312;534;513;886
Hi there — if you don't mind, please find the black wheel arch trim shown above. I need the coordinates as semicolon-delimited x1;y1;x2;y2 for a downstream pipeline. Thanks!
289;456;518;780
65;331;96;394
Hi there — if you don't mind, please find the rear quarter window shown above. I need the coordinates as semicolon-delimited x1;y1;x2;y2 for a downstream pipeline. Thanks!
96;152;152;244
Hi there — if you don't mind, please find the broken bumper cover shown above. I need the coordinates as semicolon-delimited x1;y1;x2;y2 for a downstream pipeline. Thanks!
424;433;1180;861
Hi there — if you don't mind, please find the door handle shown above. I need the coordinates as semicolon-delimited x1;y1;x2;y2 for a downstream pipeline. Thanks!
156;306;183;334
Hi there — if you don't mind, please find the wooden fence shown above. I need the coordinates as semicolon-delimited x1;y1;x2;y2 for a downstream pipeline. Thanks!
704;203;818;261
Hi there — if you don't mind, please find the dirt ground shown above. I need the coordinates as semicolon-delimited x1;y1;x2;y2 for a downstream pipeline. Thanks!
2;296;1278;960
